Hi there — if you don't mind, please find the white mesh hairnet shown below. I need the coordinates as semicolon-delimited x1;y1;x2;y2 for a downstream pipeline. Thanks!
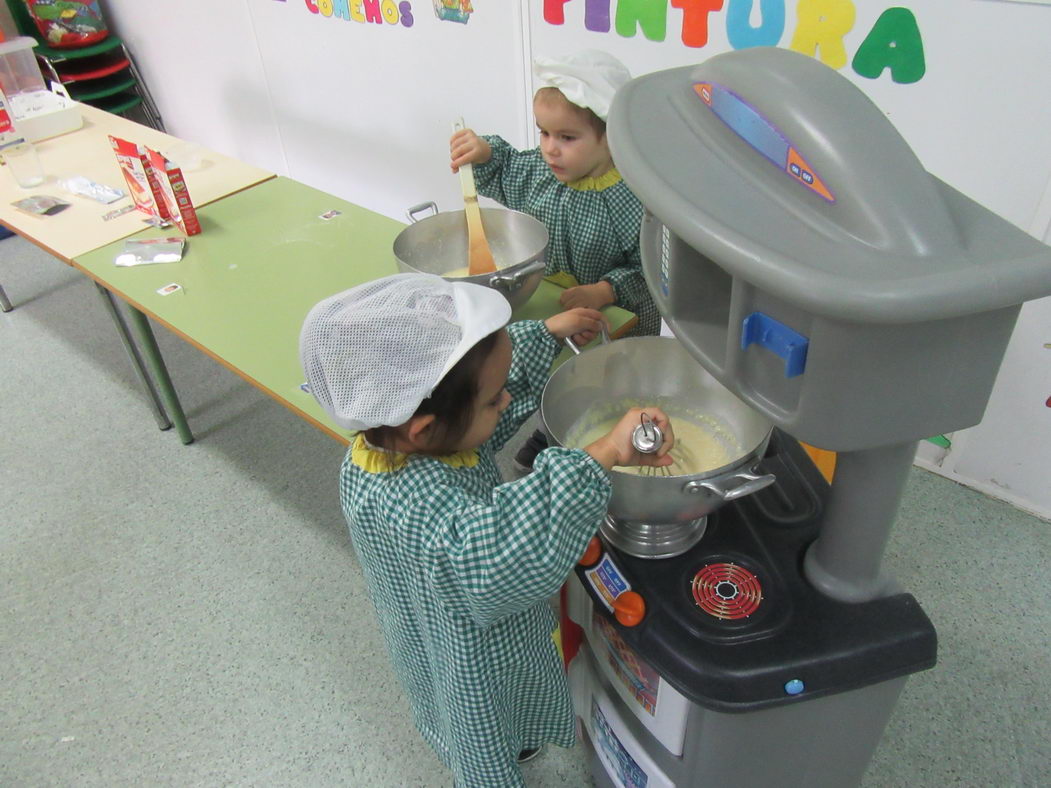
533;50;631;121
299;273;512;431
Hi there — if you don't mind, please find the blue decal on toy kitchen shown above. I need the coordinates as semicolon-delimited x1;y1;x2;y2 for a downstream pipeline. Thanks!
585;553;631;612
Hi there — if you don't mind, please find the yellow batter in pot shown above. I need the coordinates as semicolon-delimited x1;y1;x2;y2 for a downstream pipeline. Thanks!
566;406;743;476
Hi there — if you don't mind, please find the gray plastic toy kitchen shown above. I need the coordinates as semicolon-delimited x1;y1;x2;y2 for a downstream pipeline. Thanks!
547;47;1051;788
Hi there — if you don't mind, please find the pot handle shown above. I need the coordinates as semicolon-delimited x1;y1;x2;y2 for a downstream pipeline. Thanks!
563;323;612;355
489;259;546;292
684;470;776;501
406;201;438;223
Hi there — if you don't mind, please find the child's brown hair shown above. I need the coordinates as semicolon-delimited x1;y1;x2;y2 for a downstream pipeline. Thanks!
534;86;607;138
363;330;502;457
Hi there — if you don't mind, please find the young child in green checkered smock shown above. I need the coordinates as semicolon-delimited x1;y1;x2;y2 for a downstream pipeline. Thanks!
450;49;660;338
300;273;674;788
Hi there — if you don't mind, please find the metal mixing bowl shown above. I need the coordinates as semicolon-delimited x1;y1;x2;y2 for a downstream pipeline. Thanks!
393;202;548;310
541;336;776;558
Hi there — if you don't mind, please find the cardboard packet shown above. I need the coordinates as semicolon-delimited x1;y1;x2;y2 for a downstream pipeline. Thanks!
0;88;20;146
145;147;201;236
108;135;168;220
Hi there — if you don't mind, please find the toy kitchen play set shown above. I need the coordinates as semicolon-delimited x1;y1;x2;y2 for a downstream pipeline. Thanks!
543;48;1051;788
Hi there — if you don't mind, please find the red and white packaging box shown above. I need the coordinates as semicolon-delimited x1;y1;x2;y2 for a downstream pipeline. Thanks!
144;146;201;236
108;134;168;220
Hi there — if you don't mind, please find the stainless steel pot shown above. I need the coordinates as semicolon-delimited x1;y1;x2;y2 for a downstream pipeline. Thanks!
393;202;548;310
541;336;776;558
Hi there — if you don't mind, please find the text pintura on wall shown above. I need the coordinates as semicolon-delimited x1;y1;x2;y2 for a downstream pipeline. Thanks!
543;0;926;84
305;0;415;27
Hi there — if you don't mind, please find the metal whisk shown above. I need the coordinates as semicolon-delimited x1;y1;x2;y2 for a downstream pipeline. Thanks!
639;444;694;477
632;412;693;477
631;412;664;454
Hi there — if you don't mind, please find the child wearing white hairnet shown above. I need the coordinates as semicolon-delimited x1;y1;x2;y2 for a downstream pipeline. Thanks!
449;49;659;338
299;273;673;788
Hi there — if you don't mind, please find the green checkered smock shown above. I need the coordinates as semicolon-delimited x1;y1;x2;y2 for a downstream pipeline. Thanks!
338;320;612;787
474;135;660;336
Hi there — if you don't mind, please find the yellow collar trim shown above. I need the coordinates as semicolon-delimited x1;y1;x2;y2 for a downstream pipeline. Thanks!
434;448;482;469
568;167;623;192
351;434;407;473
350;433;480;473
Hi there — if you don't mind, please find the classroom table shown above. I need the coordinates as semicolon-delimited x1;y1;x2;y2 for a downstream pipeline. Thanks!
0;103;273;261
72;176;637;446
0;102;274;432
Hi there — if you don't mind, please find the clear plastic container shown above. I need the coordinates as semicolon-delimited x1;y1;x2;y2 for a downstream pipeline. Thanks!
2;138;45;188
0;38;46;100
0;40;80;141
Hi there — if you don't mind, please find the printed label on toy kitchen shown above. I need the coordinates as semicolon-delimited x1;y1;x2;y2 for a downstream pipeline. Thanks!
584;553;631;612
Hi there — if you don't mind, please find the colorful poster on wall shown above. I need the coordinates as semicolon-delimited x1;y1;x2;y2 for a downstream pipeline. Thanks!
434;0;474;23
300;0;416;27
542;0;927;83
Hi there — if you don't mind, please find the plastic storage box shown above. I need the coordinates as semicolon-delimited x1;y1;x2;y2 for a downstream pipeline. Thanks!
0;37;81;141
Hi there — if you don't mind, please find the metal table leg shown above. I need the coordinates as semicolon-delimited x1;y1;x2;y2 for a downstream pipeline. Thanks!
122;299;195;445
93;283;172;432
0;283;12;312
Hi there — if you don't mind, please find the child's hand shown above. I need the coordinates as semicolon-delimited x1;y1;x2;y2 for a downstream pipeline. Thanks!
544;308;606;346
450;129;492;172
585;407;676;471
560;282;615;311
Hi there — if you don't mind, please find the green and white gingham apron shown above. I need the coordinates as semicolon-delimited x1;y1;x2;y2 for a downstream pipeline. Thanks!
474;136;660;336
338;320;611;786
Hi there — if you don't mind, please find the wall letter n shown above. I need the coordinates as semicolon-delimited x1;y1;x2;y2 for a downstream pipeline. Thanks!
616;0;668;42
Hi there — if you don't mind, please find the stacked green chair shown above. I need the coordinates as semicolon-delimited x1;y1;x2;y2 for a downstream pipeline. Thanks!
3;0;163;130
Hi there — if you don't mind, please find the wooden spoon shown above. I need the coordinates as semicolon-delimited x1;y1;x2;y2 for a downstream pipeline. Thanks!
453;118;497;275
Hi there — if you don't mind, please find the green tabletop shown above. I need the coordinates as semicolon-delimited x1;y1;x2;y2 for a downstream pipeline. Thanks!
518;279;637;372
72;177;636;444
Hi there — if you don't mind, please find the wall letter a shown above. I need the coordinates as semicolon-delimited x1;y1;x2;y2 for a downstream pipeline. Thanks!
852;7;925;84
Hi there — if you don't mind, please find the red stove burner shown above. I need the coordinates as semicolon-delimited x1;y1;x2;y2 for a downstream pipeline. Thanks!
691;563;763;619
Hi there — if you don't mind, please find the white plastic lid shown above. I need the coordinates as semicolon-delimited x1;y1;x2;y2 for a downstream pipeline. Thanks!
0;37;39;55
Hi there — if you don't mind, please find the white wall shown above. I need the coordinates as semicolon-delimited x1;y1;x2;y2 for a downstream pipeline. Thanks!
100;0;1051;518
101;1;286;180
103;0;533;221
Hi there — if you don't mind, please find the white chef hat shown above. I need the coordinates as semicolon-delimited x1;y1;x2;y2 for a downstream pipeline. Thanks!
533;49;632;121
299;273;512;431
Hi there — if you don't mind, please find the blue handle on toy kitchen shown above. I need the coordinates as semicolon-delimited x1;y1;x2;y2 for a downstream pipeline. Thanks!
741;312;809;378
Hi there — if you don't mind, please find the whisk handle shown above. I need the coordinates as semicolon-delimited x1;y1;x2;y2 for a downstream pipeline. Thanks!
562;323;611;355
